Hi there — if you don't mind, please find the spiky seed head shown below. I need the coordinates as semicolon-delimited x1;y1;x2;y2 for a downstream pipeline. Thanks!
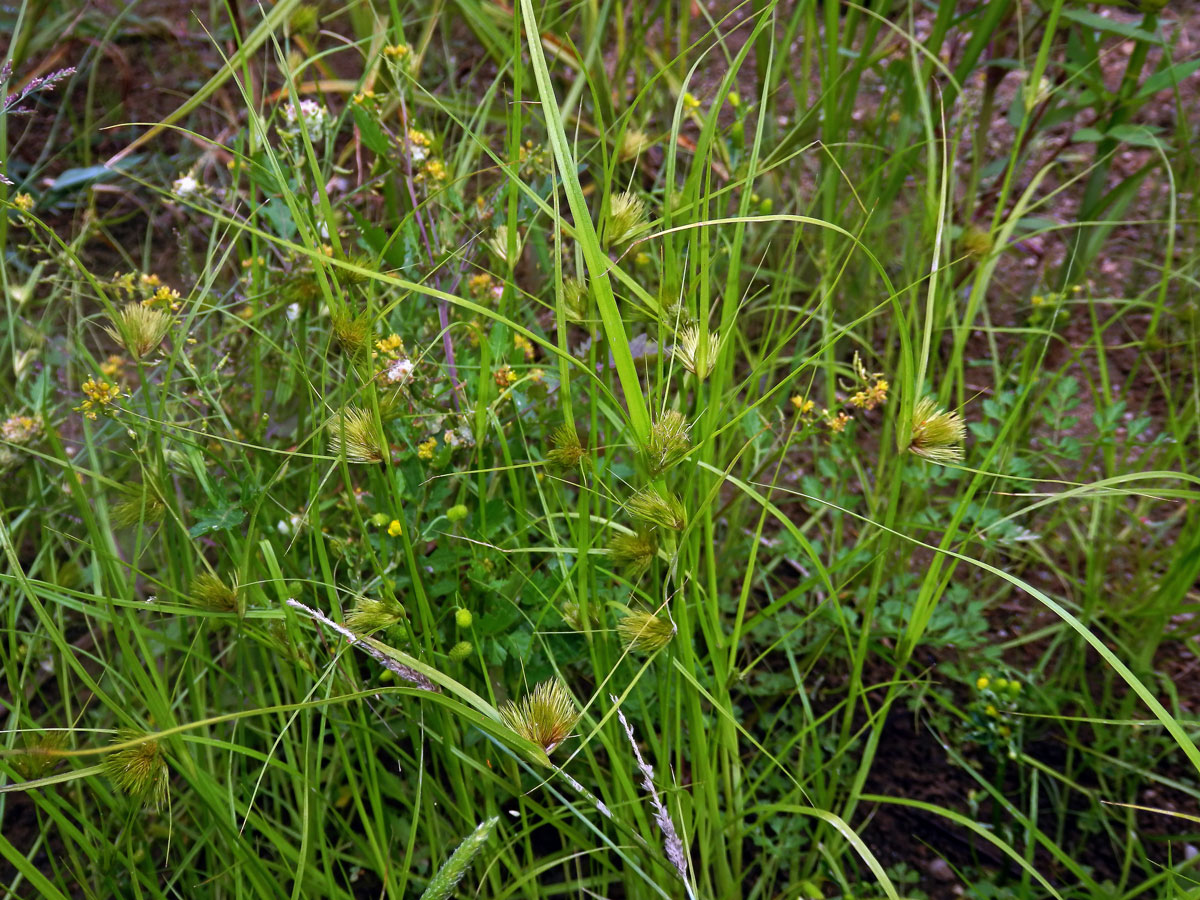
618;128;653;162
189;572;240;612
498;679;580;753
104;303;172;361
607;530;658;578
13;731;67;779
562;277;590;323
110;489;165;528
346;595;406;632
448;640;473;663
907;396;966;464
327;406;385;463
617;609;676;653
103;729;169;810
675;325;719;379
646;410;691;475
962;224;993;258
605;191;650;247
627;486;687;531
561;599;602;631
487;225;521;266
331;309;371;354
545;424;589;470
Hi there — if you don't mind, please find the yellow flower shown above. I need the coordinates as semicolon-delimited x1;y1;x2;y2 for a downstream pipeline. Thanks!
790;395;815;416
976;676;990;690
12;192;34;213
375;333;405;358
514;333;534;361
683;92;700;110
76;378;122;420
387;519;404;537
383;43;411;59
423;159;447;181
417;437;436;460
824;410;852;433
468;273;494;298
493;365;518;388
100;354;126;379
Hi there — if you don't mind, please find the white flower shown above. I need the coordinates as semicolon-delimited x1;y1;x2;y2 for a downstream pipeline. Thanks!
410;144;427;163
283;100;330;142
276;519;291;536
286;302;301;321
384;357;415;385
172;173;198;198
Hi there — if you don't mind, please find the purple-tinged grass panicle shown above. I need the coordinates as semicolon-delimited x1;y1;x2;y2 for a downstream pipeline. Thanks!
286;599;439;692
611;696;690;888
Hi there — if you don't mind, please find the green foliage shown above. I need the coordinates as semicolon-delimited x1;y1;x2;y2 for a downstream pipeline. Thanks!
1;0;1198;898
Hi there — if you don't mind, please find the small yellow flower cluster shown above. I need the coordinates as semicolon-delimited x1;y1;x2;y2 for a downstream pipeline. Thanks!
100;355;125;379
493;364;517;389
824;410;852;433
144;285;182;311
352;89;377;106
849;377;888;411
514;333;534;361
375;333;405;358
468;273;494;299
789;395;815;417
1;414;42;444
383;43;410;60
421;159;447;182
12;192;34;213
417;437;436;460
517;139;550;175
76;378;122;420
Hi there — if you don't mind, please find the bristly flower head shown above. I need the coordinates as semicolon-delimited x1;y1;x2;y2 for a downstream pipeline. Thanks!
346;595;406;632
627;486;687;531
189;572;240;612
327;406;385;464
907;396;966;464
104;302;172;361
605;191;650;247
674;324;719;379
331;310;370;355
562;277;590;324
110;488;166;528
607;530;658;578
645;410;691;475
498;679;579;754
545;424;589;470
617;609;676;653
103;729;169;810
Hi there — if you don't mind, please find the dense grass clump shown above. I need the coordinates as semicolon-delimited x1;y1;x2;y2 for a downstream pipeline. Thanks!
2;0;1199;897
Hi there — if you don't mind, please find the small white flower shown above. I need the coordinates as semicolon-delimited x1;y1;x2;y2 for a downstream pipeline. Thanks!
286;302;301;321
145;595;157;604
410;145;427;163
276;519;291;536
172;173;198;198
384;357;415;385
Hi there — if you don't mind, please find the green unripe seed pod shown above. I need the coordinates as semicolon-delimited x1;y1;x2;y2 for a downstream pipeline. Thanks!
449;640;473;662
447;504;469;523
455;608;473;628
